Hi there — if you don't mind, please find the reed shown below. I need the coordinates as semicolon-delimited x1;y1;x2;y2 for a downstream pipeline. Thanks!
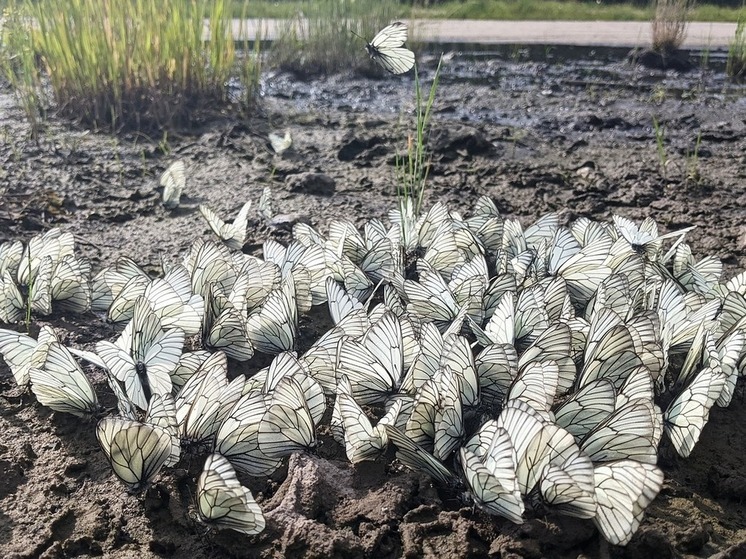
0;0;260;132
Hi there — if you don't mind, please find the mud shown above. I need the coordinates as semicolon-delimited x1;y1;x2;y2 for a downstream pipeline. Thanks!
1;49;746;558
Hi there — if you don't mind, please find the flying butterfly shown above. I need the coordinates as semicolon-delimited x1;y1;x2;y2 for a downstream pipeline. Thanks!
360;22;415;75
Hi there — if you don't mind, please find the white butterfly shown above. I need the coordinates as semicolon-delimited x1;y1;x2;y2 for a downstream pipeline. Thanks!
246;276;298;355
257;376;317;458
474;342;518;409
96;297;183;410
0;325;56;386
0;270;26;323
175;351;237;449
264;238;330;308
592;460;664;546
673;243;722;296
384;424;456;486
334;311;403;406
202;281;254;362
196;453;265;535
91;256;149;312
715;328;745;407
145;393;181;467
298;308;369;394
553;379;616;441
545;228;613;306
331;375;404;464
612;215;695;261
577;311;645;392
580;398;659;464
200;202;252;251
0;240;23;278
50;254;91;314
161;160;186;209
663;364;725;457
433;366;465;461
106;273;151;324
214;390;282;477
269;130;292;155
96;416;173;492
170;350;212;391
28;340;101;417
17;228;75;286
258;187;275;221
459;445;524;524
185;240;239;302
142;265;203;337
404;376;440;451
364;22;415;75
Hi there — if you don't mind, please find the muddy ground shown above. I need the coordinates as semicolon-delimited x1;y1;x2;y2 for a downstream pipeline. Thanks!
1;48;746;558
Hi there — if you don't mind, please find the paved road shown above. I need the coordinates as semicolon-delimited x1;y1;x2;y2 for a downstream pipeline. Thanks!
231;20;737;49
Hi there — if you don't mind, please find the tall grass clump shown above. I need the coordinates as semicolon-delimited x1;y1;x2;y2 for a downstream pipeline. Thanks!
651;0;695;55
396;57;443;218
0;4;47;136
270;0;403;75
0;0;259;132
726;14;746;81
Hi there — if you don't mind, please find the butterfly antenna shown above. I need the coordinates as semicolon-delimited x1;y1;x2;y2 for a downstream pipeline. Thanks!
349;29;365;41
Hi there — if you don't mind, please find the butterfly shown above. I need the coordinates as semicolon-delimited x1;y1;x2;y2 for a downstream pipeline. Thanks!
0;325;57;386
96;416;174;493
459;446;525;524
663;364;725;458
592;460;664;546
29;340;102;418
269;130;292;155
161;160;186;209
199;202;252;251
331;374;404;464
257;376;317;458
96;297;184;410
363;22;415;75
196;453;266;535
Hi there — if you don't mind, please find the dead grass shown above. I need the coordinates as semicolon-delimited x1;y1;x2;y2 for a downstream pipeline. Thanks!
727;15;746;81
651;0;695;54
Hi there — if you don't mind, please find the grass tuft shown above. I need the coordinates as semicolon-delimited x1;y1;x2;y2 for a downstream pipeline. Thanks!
726;13;746;81
651;0;695;55
0;0;260;133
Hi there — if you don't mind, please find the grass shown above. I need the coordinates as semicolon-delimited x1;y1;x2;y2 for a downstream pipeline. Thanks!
651;0;695;54
0;0;261;134
652;116;669;178
396;57;443;218
726;13;746;80
268;0;403;76
685;130;703;184
217;0;744;22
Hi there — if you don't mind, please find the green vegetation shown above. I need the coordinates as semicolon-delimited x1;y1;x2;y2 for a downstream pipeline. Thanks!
220;0;742;22
652;116;669;178
651;0;695;54
0;0;261;135
396;58;443;217
269;0;402;75
726;13;746;80
685;130;703;184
